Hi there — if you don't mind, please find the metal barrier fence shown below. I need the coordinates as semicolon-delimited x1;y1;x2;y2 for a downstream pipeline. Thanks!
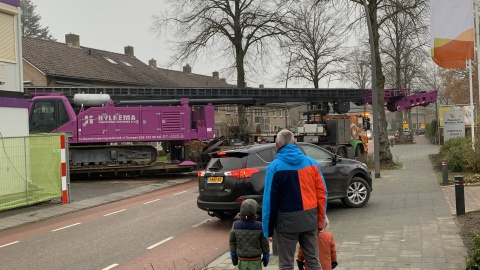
0;133;68;211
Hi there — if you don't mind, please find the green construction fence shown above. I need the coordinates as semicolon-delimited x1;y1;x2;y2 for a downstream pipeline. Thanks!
0;133;67;211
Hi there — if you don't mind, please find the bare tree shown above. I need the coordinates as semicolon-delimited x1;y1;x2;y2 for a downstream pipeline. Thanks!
381;1;428;89
279;0;348;88
345;0;427;165
342;47;371;88
379;0;429;138
152;0;291;133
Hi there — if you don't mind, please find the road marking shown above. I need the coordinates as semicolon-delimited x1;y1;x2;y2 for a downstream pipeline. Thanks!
104;209;127;216
52;223;81;232
147;236;174;250
102;264;119;270
192;219;210;228
173;191;187;195
0;241;19;248
143;198;161;204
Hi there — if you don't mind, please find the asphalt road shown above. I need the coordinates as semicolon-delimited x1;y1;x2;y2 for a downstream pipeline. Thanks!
0;180;233;270
0;173;196;220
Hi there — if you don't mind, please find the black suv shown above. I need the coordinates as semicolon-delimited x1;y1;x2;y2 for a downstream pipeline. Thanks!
197;142;372;220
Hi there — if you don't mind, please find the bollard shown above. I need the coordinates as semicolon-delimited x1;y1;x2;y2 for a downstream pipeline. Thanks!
442;160;449;186
455;176;465;216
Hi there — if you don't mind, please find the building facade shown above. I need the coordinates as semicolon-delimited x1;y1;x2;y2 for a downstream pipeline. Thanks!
0;0;28;137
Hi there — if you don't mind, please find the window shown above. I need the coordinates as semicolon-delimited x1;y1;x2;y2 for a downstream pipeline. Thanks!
256;148;276;163
29;100;56;133
255;117;270;132
215;107;219;114
104;57;118;64
58;102;70;126
225;105;230;114
279;110;282;117
273;110;276;117
0;11;16;63
298;144;332;163
122;61;132;67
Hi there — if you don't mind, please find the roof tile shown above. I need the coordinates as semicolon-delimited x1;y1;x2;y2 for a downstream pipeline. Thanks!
22;37;179;87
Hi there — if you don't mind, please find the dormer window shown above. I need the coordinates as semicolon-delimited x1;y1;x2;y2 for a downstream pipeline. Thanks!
104;57;118;64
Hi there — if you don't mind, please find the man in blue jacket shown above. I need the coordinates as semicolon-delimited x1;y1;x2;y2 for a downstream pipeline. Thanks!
262;129;328;270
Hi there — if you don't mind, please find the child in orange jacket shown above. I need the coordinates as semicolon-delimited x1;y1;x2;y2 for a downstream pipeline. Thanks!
296;216;337;270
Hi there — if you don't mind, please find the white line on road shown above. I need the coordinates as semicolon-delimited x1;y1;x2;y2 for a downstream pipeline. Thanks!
102;264;119;270
104;209;127;216
51;223;81;232
0;241;19;248
173;191;187;195
147;236;174;250
143;198;161;204
192;219;210;228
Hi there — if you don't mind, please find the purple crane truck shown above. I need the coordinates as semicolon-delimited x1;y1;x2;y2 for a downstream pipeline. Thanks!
28;93;215;172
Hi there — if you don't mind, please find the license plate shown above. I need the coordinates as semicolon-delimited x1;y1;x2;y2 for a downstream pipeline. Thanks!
207;177;223;183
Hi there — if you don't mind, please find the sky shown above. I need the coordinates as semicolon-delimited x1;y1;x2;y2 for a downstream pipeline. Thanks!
33;0;228;80
32;0;344;88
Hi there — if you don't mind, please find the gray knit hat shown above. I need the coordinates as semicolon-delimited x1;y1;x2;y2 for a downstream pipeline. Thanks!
240;199;258;217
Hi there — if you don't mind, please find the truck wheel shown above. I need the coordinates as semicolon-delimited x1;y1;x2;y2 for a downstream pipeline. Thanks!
341;177;370;208
337;147;347;158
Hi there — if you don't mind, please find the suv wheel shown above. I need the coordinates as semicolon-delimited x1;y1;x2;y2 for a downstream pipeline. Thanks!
341;177;370;208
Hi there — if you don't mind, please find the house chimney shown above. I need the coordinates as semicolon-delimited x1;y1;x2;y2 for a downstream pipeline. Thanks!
220;78;226;83
124;46;134;57
65;33;80;47
149;58;157;68
183;64;192;74
212;71;219;79
259;84;264;88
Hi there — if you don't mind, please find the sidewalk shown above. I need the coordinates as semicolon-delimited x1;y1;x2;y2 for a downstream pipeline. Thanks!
207;135;478;269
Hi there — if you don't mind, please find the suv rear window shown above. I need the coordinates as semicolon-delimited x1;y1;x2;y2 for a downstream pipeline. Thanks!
206;156;248;171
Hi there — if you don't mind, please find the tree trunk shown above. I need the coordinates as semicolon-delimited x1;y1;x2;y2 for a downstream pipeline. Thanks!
369;0;393;164
235;44;248;134
233;0;248;134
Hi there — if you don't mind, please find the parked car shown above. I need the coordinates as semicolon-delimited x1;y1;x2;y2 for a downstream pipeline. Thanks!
394;129;413;142
416;128;426;135
197;142;373;220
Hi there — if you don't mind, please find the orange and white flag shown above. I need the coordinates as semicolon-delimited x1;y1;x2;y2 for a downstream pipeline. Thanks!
430;0;474;68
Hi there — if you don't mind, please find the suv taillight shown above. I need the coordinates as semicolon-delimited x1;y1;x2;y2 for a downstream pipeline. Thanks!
225;168;260;179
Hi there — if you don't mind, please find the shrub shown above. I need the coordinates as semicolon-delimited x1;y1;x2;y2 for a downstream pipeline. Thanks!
438;135;480;173
440;137;470;172
464;148;480;172
466;235;480;270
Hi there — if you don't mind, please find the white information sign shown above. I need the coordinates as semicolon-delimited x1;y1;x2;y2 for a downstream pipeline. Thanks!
443;111;465;141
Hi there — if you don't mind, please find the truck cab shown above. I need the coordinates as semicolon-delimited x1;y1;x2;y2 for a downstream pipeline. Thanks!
29;96;73;134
